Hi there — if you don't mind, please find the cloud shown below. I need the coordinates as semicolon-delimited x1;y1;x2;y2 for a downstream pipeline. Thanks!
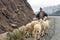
27;0;60;12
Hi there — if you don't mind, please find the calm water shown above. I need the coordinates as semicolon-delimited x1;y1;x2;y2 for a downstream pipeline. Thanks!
50;16;60;40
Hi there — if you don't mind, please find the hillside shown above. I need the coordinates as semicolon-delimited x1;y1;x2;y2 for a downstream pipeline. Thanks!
0;0;35;33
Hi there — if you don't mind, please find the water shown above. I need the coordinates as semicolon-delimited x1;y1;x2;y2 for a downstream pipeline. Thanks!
50;16;60;40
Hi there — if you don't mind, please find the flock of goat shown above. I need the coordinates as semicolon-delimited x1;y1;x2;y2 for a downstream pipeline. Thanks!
26;16;50;40
0;16;50;40
32;17;49;40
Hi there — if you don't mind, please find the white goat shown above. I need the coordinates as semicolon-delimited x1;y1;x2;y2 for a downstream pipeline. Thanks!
31;19;43;40
32;24;42;40
40;17;50;36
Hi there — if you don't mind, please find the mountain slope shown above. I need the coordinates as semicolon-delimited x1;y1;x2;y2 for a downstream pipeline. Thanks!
0;0;35;33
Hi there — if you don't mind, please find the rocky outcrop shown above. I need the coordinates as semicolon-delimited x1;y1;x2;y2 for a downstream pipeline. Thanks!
0;0;35;33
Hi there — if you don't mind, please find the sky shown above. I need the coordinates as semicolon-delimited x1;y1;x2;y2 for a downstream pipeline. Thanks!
27;0;60;12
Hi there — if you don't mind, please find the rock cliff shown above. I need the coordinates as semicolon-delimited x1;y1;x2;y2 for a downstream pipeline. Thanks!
0;0;35;33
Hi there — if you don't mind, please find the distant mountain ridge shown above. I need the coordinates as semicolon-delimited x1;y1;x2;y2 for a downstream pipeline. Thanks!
43;5;60;14
49;11;60;16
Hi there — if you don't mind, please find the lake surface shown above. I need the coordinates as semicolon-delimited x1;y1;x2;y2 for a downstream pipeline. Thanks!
50;16;60;40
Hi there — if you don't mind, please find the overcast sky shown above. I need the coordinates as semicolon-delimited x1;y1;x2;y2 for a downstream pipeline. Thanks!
27;0;60;12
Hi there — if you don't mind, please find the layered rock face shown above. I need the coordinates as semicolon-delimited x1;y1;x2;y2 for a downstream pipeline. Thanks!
0;0;35;33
